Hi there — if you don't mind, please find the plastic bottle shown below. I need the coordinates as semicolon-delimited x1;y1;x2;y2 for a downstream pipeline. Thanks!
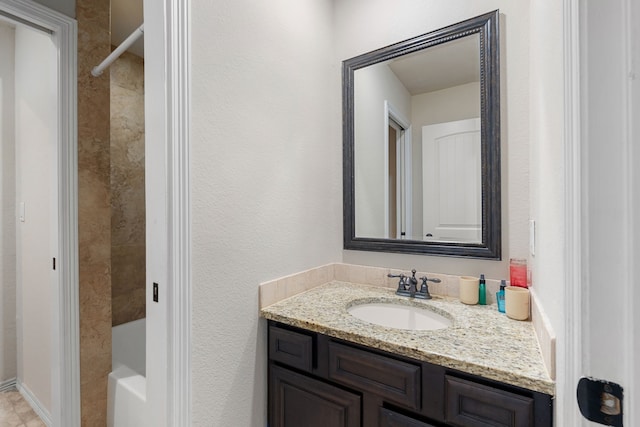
478;274;486;305
496;280;506;313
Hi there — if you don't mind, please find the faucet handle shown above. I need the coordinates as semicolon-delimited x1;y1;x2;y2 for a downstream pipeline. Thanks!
416;276;441;300
388;273;409;293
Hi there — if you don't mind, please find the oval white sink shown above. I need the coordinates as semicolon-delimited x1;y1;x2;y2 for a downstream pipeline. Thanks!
348;302;451;331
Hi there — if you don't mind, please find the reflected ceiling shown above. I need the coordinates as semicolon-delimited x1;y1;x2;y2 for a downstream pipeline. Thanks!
388;35;479;95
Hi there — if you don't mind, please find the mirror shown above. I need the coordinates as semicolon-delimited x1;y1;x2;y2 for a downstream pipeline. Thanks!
343;10;501;259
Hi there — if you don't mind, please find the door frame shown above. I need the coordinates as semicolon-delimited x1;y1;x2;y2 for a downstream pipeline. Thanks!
563;0;638;425
562;0;584;424
0;1;78;426
144;0;191;424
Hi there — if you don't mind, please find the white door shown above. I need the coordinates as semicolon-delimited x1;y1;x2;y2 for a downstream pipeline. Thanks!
421;118;481;242
14;23;58;422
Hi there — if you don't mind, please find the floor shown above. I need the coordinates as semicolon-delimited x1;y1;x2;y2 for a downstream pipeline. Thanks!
0;389;45;427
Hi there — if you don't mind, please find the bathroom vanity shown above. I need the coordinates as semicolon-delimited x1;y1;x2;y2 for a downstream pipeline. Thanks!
261;282;554;427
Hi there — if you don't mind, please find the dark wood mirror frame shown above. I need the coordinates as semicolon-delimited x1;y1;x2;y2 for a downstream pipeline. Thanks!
343;10;501;259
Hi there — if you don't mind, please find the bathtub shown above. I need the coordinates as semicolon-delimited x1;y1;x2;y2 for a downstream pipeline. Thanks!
108;318;146;427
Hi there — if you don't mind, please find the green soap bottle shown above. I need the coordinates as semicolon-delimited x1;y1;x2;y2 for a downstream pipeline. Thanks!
478;274;486;305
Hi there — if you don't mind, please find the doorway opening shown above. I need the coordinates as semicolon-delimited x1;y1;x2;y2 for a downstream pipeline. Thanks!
384;101;412;240
0;2;78;426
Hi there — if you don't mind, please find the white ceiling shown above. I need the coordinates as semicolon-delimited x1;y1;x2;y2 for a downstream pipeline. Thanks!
111;0;144;57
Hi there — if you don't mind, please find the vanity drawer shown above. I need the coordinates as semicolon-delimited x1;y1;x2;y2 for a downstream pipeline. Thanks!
269;325;313;372
328;341;421;410
445;375;534;426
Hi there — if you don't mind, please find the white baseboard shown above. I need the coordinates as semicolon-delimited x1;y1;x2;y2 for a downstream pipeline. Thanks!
16;379;52;426
0;377;16;392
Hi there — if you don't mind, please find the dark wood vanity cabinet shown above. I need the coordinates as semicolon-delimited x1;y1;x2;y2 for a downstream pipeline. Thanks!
270;364;361;427
267;321;553;427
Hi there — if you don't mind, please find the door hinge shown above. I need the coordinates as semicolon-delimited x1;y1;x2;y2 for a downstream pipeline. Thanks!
53;257;56;270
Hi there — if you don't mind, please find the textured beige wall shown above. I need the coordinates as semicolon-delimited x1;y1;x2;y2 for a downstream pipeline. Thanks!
110;51;146;327
77;0;112;424
191;1;340;423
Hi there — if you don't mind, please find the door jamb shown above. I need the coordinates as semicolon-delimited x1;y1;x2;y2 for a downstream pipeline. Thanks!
563;0;583;425
163;0;191;424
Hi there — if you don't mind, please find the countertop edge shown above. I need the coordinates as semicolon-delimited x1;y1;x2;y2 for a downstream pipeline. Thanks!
259;281;555;396
260;309;555;396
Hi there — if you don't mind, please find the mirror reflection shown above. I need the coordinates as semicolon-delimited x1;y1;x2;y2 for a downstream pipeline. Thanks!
354;34;481;243
343;10;501;258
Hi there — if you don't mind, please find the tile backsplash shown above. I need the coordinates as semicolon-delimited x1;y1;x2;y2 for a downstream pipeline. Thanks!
259;263;503;309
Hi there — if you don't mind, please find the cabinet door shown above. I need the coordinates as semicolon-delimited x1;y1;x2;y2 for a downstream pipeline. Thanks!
379;407;437;427
270;364;361;427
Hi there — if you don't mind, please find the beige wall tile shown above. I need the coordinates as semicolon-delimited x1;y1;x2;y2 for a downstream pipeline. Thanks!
259;281;278;309
333;263;350;281
111;51;146;327
259;264;518;313
77;0;111;424
308;264;331;288
530;288;556;379
364;266;387;287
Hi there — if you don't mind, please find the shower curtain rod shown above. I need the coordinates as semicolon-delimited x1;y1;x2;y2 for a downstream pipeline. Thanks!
91;23;144;77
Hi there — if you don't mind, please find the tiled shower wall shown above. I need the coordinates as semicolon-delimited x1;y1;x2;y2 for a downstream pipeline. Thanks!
110;51;146;327
77;0;111;424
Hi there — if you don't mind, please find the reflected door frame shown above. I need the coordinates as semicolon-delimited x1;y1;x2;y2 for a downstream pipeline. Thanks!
384;100;412;239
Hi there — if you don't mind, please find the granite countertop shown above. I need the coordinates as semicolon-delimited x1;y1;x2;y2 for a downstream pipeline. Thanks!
260;281;555;395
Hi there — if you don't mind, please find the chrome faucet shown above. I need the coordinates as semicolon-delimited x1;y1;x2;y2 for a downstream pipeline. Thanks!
388;269;441;299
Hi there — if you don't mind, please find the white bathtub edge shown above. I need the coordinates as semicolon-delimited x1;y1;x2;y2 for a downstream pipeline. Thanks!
107;366;147;427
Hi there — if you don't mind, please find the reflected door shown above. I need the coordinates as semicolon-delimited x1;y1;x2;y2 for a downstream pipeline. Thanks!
422;118;481;242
